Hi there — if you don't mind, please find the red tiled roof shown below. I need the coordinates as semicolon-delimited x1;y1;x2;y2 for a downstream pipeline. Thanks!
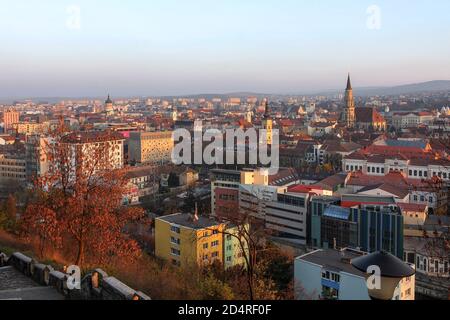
398;203;428;212
356;107;386;124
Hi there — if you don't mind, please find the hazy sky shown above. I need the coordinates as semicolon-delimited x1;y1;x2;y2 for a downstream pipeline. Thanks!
0;0;449;98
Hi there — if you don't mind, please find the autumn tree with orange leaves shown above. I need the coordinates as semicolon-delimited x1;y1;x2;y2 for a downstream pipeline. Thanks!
21;126;145;269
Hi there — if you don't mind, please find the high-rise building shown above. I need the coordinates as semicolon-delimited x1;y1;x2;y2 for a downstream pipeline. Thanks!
2;109;20;133
61;131;125;176
310;197;405;258
340;74;356;128
128;131;173;165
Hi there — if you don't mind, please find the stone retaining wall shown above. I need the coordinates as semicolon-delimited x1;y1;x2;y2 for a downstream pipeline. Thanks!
0;251;150;300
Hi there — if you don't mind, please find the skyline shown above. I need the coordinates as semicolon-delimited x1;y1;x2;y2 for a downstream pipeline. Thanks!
1;0;450;98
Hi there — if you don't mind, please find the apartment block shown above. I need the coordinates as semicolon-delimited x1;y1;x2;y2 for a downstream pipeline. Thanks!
155;213;248;270
128;131;173;165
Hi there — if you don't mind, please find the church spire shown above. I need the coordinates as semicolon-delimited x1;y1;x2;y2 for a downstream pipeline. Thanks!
346;73;352;91
263;98;270;119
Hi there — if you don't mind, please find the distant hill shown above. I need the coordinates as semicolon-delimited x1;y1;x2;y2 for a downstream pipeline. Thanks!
1;81;449;104
317;80;450;97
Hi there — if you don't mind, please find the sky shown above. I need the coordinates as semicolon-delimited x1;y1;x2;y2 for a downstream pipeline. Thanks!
0;0;449;98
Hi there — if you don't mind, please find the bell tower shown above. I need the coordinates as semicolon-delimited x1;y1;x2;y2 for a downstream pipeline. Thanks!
262;99;273;145
342;74;356;128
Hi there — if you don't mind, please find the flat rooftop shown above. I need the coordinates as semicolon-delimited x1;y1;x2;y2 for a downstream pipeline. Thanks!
157;213;220;230
297;249;366;277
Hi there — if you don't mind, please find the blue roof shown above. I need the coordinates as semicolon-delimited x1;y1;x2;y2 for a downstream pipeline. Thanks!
385;140;427;149
324;205;351;220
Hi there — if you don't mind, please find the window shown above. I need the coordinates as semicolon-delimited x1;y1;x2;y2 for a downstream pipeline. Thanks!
212;252;219;258
172;259;180;267
203;243;208;249
226;256;232;262
171;248;181;256
420;196;425;202
171;237;181;245
424;171;428;177
376;167;380;174
419;171;423;177
414;170;418;177
429;197;434;204
409;170;413;176
413;195;418;202
226;235;232;241
331;273;340;283
211;240;219;247
170;225;181;234
405;289;411;297
212;230;219;235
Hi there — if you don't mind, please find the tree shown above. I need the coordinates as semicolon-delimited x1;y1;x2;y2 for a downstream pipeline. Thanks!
0;195;18;233
21;127;145;269
202;193;276;300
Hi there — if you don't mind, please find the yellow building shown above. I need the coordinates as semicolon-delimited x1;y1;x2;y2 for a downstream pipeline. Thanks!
12;122;49;135
155;213;225;268
128;131;174;165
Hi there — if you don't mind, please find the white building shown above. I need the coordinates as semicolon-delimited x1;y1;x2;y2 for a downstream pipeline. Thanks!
294;248;415;300
307;122;337;137
392;112;435;129
343;155;450;181
239;183;309;245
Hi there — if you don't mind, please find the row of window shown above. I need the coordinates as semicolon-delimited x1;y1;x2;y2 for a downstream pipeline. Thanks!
416;256;450;274
202;240;220;249
170;237;181;245
219;194;237;201
367;166;385;174
412;195;434;204
409;169;428;178
203;252;219;260
346;165;363;172
277;194;305;207
346;164;449;180
322;270;341;283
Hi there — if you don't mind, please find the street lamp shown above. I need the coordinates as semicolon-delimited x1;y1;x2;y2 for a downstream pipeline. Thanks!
351;251;416;300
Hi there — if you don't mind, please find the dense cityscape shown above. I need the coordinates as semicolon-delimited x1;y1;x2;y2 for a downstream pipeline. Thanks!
0;1;449;310
1;75;449;301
